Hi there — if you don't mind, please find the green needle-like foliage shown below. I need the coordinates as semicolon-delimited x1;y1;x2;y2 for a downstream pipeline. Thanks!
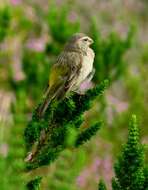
22;51;51;100
112;115;147;190
98;179;107;190
48;149;85;190
98;115;147;190
24;80;109;171
143;166;148;190
27;177;42;190
75;122;102;147
0;6;11;42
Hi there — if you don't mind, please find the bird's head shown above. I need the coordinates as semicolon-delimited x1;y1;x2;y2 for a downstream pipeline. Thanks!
65;33;94;52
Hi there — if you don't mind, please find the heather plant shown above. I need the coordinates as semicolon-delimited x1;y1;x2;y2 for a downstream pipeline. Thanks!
24;80;108;188
98;115;148;190
0;2;146;190
86;18;135;120
90;18;134;84
111;44;148;136
22;51;50;101
2;4;81;189
98;179;107;190
0;6;25;190
48;149;85;190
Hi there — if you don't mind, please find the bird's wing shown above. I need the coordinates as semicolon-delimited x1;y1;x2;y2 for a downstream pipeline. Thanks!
48;51;82;98
38;51;82;118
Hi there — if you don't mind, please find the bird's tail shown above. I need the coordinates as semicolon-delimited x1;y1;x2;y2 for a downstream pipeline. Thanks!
37;87;53;118
37;84;67;118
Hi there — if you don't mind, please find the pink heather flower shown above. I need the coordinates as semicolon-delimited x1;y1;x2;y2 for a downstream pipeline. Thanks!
27;38;45;52
80;81;94;91
76;169;90;187
77;156;113;189
0;144;8;157
91;158;101;172
56;0;63;6
107;95;128;113
10;0;22;6
68;11;78;22
12;57;26;82
113;22;129;38
76;175;86;187
14;71;25;81
103;158;112;172
102;157;113;183
99;1;113;12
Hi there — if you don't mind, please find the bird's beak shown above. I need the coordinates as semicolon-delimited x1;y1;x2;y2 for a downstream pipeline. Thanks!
89;38;94;45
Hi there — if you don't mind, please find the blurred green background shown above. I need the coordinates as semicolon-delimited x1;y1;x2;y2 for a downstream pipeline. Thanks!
0;0;147;189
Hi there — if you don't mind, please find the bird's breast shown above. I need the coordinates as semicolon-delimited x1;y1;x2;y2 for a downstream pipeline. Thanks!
76;48;94;85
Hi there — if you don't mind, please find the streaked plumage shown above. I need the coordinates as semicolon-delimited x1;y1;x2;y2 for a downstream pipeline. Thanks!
38;33;95;117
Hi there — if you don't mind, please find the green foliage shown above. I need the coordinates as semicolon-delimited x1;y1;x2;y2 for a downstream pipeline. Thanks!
90;18;134;83
98;115;147;190
27;176;42;190
0;6;11;42
0;114;26;190
112;115;147;190
75;122;102;147
24;80;108;171
46;3;80;55
22;51;51;100
98;179;107;190
48;149;85;190
143;166;148;190
112;178;119;190
0;1;147;190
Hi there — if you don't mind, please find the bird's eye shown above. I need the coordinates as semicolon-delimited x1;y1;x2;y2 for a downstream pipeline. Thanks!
83;38;88;41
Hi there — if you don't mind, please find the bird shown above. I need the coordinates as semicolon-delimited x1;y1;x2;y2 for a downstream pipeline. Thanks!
25;34;95;162
38;33;95;118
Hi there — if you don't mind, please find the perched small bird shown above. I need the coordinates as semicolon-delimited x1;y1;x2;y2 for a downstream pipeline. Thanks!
25;34;95;162
38;33;95;117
